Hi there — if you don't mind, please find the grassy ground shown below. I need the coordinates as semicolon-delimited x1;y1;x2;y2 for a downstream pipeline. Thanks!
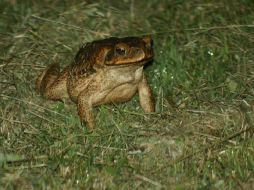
1;0;254;189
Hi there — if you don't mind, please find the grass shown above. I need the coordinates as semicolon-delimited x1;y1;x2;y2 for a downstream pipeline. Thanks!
0;0;254;189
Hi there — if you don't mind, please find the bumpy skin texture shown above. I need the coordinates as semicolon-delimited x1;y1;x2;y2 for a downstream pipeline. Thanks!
36;36;155;128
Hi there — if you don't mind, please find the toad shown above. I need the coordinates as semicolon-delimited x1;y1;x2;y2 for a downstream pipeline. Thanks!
36;36;155;128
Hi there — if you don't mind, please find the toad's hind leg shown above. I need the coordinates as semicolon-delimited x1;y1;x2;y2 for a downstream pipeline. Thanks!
36;63;68;101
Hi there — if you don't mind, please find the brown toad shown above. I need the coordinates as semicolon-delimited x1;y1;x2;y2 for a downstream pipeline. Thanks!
36;36;155;128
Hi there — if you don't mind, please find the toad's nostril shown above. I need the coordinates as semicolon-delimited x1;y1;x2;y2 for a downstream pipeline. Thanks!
132;48;142;55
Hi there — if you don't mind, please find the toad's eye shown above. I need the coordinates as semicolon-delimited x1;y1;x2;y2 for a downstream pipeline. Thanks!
115;47;126;55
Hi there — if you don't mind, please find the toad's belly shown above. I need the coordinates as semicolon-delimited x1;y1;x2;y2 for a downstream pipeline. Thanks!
91;83;138;106
67;66;143;105
90;66;143;105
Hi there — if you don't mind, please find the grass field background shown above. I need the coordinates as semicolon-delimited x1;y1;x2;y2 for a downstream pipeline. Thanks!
0;0;254;189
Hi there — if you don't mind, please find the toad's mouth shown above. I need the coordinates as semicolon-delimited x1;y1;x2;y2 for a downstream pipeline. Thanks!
105;56;153;67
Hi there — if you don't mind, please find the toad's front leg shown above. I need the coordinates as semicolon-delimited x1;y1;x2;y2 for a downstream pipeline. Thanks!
77;90;96;129
77;88;109;129
138;73;155;113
